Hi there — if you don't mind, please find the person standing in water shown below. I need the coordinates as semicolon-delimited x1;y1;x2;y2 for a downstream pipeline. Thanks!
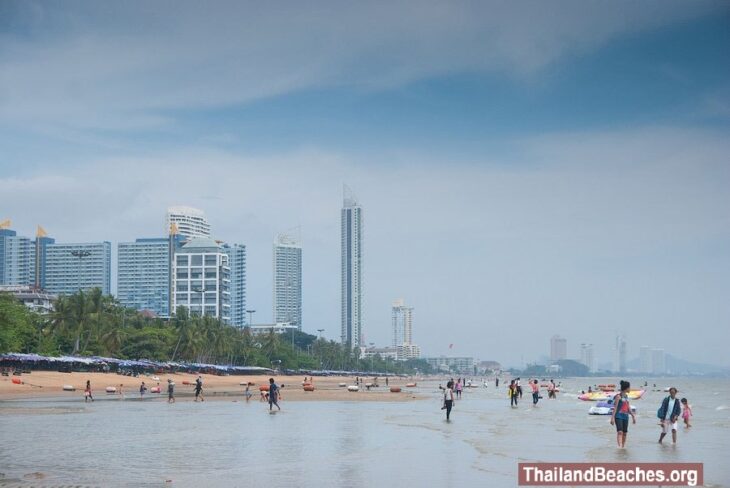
531;379;540;406
167;379;175;403
139;381;147;399
681;398;692;428
455;379;463;399
658;387;681;444
509;380;518;407
84;380;93;403
495;377;499;388
547;379;556;399
443;380;455;421
268;377;281;411
244;384;252;402
610;380;636;448
194;376;204;402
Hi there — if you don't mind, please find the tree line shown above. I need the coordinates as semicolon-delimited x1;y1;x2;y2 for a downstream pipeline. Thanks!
0;289;433;374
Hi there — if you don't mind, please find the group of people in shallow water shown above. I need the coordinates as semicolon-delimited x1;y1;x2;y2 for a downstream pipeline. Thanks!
508;378;559;407
610;380;693;448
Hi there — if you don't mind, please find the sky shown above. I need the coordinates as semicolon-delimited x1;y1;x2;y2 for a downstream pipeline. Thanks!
1;1;729;368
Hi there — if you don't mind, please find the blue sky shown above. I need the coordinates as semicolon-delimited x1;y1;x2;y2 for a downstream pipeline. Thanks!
1;1;729;367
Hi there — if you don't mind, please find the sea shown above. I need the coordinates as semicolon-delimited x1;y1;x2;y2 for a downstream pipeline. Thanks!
0;377;728;487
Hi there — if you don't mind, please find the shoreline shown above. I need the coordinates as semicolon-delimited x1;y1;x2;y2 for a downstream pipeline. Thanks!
0;371;427;403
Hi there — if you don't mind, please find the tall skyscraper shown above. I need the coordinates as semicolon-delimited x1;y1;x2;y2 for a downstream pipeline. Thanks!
33;226;55;290
0;224;33;286
172;237;230;322
223;243;247;327
614;334;627;373
166;206;211;239
117;238;173;317
391;299;413;346
44;242;112;295
579;343;596;373
341;186;363;348
273;232;302;329
639;346;652;373
550;335;567;362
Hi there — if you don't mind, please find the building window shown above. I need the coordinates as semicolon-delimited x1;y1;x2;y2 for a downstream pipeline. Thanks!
205;255;217;266
191;255;203;266
190;268;202;279
176;255;188;266
176;270;188;279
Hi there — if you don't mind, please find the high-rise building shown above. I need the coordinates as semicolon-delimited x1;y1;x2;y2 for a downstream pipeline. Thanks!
223;243;247;328
651;348;666;375
550;335;567;362
391;299;413;346
0;227;33;286
172;237;230;322
166;206;211;239
614;335;627;373
33;227;55;290
44;242;112;295
273;233;302;329
341;186;363;348
117;238;173;317
639;346;652;373
579;343;596;373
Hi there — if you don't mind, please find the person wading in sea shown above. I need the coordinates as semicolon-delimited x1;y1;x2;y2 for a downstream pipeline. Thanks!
509;380;518;407
84;380;94;403
658;387;681;444
268;378;281;411
531;379;540;406
194;376;205;402
442;380;455;421
167;379;175;403
610;380;636;448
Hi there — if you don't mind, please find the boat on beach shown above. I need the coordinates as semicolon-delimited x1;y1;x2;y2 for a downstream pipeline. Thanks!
589;400;637;415
579;389;645;402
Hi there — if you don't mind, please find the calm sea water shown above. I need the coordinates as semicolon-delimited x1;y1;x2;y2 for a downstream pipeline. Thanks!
1;377;728;487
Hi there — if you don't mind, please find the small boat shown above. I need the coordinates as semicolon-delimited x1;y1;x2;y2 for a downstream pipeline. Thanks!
303;384;315;392
182;380;191;385
259;385;270;392
62;385;75;391
11;377;21;385
347;385;359;392
105;386;117;393
151;376;160;381
405;382;417;388
338;382;347;387
150;386;161;394
579;389;645;402
390;387;402;393
589;400;637;415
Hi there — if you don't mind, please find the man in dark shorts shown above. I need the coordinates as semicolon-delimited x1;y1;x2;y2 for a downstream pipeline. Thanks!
167;379;175;403
268;377;281;411
194;376;204;402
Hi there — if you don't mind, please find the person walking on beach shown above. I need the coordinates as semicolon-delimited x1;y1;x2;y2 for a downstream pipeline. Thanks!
509;380;518;407
140;381;147;399
118;383;124;399
548;379;556;399
84;380;94;403
167;379;175;403
658;387;681;444
268;378;281;411
681;398;692;428
495;377;499;388
516;377;523;399
443;380;455;421
610;380;636;448
194;376;205;402
455;379;463;399
531;379;540;406
244;384;252;402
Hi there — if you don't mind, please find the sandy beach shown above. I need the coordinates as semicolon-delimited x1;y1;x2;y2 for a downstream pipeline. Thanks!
0;371;425;402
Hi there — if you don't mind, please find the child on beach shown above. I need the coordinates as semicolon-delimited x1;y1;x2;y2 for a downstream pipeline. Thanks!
610;380;636;448
84;380;93;403
681;398;692;428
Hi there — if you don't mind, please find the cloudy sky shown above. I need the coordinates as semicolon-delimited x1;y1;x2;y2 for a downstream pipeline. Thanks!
1;1;729;367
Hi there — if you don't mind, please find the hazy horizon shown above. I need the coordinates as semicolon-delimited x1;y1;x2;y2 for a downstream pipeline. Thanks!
2;1;728;368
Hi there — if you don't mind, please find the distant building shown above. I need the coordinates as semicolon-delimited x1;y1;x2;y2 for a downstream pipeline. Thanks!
651;348;666;375
341;186;363;348
579;343;596;373
166;206;211;239
247;323;298;335
0;227;33;286
639;346;652;373
224;243;247;328
44;242;112;295
477;360;502;374
0;285;57;314
273;233;301;329
550;335;567;362
117;237;174;317
391;299;419;360
425;356;475;374
361;346;398;361
172;237;230;322
613;335;627;373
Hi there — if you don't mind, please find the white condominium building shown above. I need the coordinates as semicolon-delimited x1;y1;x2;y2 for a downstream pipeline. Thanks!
341;186;363;348
273;232;302;330
166;206;211;239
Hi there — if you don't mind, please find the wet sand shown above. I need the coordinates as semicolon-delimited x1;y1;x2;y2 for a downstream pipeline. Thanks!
0;371;423;402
